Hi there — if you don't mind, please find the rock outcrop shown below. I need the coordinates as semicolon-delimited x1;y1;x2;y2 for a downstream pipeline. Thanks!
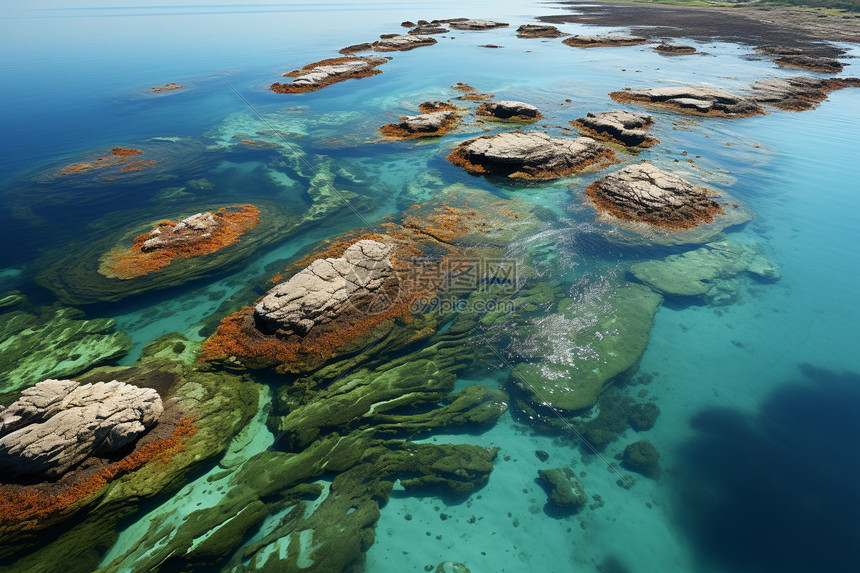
140;212;218;252
610;86;764;118
654;42;696;55
538;467;587;512
447;131;616;180
475;100;542;122
563;35;646;48
757;46;843;73
339;34;437;54
448;19;509;30
418;100;459;113
585;163;723;229
254;239;393;336
571;110;658;148
623;440;660;478
751;76;860;111
379;111;460;139
270;57;387;94
0;379;163;478
149;83;184;92
409;24;448;35
517;24;566;38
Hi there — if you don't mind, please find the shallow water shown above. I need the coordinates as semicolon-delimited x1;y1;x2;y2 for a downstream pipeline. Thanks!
1;1;859;572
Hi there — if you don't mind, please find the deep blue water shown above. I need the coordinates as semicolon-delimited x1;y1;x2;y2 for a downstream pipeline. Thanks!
1;1;859;572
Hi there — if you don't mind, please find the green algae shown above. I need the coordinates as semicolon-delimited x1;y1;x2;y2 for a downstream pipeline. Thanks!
0;334;259;571
0;302;130;400
511;282;663;415
622;440;660;478
537;467;587;512
629;239;781;303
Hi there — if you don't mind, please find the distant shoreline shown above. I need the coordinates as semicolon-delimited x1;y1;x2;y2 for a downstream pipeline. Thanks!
540;1;860;50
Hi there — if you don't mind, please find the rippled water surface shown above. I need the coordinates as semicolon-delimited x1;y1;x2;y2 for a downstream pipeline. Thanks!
1;1;859;572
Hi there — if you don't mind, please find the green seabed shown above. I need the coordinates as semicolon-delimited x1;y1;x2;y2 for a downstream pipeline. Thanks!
1;2;859;572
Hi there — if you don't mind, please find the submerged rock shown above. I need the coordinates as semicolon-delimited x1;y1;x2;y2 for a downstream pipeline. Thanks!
571;110;658;148
379;110;460;138
437;563;471;573
475;100;543;122
511;282;662;414
623;440;660;478
0;303;130;397
340;34;437;54
654;42;696;55
516;24;566;38
254;239;394;336
149;82;184;93
630;240;781;303
447;131;616;180
751;76;860;112
562;35;646;48
584;162;724;230
0;379;163;478
448;19;509;30
610;86;764;118
270;56;387;94
418;100;460;113
537;467;587;512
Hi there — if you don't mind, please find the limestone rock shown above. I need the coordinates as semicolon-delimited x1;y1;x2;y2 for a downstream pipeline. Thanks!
630;240;781;302
610;86;763;118
538;467;587;511
571;110;658;148
563;35;646;48
447;131;615;180
379;111;459;139
254;239;393;336
271;57;387;94
0;379;163;478
751;76;860;112
448;19;508;30
437;562;471;573
141;211;218;252
585;162;723;229
409;24;448;35
476;100;542;122
654;42;696;55
517;24;565;38
757;46;843;73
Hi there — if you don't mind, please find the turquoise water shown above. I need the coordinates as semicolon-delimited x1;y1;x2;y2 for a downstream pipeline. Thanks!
2;1;859;572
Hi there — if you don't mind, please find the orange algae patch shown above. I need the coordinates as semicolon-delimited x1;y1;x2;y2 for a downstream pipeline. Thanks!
102;204;261;279
0;418;197;528
584;183;724;230
59;148;149;175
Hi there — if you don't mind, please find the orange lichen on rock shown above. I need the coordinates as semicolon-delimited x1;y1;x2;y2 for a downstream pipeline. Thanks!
270;57;386;94
101;204;261;279
0;418;196;528
59;148;149;175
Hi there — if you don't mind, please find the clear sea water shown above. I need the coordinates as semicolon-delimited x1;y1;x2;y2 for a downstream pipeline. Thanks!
1;1;859;572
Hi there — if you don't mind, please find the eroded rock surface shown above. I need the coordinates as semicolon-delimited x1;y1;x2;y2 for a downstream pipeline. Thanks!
654;42;696;55
476;100;542;122
254;239;393;336
270;57;387;94
0;379;162;478
379;111;460;139
757;46;843;73
751;76;860;111
140;212;218;252
340;34;437;54
448;19;509;30
447;131;615;179
585;163;723;229
517;24;566;38
571;110;658;148
563;35;646;48
610;86;764;118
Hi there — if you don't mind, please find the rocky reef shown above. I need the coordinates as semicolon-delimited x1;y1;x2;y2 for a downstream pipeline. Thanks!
270;56;387;94
100;205;260;279
584;163;724;230
517;24;566;38
0;379;162;478
418;100;460;113
562;35;646;48
447;131;616;180
475;100;543;123
379;110;460;139
537;467;587;513
0;301;130;398
451;82;493;101
511;281;662;415
59;147;157;176
340;34;437;54
654;42;696;55
0;335;258;569
448;19;509;30
751;76;860;112
622;440;660;478
630;240;781;304
149;82;185;92
610;87;764;118
757;46;843;73
570;110;658;148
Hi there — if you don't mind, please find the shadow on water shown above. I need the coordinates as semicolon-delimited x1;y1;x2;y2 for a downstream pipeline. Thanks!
672;364;860;573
